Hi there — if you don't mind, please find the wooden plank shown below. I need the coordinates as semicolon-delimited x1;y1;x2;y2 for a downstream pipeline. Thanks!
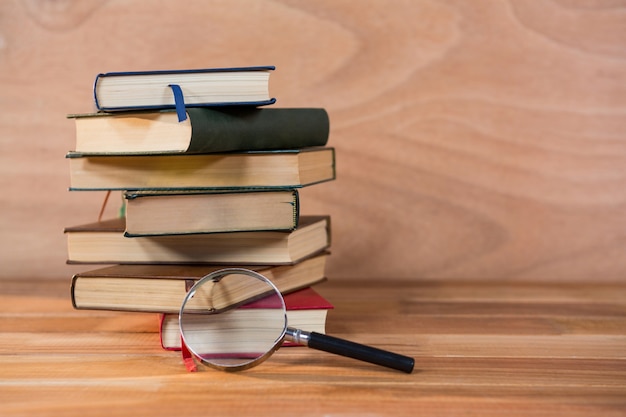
1;279;625;416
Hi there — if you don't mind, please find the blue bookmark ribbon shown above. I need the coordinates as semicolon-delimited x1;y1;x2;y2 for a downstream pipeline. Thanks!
168;84;187;122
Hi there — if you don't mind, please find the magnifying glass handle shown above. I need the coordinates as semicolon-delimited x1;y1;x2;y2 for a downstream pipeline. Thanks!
286;328;414;373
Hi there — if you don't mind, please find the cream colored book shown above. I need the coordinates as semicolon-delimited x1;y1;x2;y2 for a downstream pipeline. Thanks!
65;215;331;265
66;147;335;190
71;253;329;313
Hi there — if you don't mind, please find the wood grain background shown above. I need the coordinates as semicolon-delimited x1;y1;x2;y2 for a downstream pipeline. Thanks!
1;0;625;282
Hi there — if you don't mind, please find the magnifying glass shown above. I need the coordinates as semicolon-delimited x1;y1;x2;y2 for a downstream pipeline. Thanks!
179;268;414;373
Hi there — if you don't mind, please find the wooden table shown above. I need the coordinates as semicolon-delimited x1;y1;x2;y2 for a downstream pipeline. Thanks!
1;278;625;416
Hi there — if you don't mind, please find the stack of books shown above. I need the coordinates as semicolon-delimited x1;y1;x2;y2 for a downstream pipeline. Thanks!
64;66;335;351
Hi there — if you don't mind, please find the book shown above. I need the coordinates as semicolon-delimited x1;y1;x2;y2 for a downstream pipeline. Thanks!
159;286;333;350
69;107;329;154
66;147;335;191
64;215;331;265
71;253;329;313
124;189;299;236
93;66;275;111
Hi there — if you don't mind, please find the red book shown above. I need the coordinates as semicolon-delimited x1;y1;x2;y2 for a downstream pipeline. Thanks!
159;286;333;350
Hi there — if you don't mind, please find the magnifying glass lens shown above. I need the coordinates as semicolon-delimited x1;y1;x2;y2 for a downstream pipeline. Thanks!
179;270;287;370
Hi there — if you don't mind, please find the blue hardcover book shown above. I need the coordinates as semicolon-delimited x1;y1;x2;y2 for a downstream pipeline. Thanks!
93;66;276;114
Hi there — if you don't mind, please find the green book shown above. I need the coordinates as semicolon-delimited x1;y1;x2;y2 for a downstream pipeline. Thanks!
68;107;329;154
123;189;300;236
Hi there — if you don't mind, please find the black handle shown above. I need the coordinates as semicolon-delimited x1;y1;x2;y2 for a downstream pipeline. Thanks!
308;332;414;373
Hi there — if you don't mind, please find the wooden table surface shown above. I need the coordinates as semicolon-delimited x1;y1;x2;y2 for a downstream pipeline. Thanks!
1;278;625;416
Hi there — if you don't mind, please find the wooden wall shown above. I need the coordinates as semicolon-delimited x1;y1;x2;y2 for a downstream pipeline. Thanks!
1;0;625;282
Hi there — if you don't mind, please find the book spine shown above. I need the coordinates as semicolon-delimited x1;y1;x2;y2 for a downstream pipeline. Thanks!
186;107;329;153
293;189;300;229
93;74;102;111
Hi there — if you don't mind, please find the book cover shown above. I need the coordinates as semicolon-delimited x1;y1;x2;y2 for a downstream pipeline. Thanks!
66;147;335;191
64;215;331;265
124;189;299;236
70;253;329;313
69;107;330;154
94;65;276;112
159;286;334;350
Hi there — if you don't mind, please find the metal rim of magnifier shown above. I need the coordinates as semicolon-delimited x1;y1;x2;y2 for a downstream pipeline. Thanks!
179;268;289;372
